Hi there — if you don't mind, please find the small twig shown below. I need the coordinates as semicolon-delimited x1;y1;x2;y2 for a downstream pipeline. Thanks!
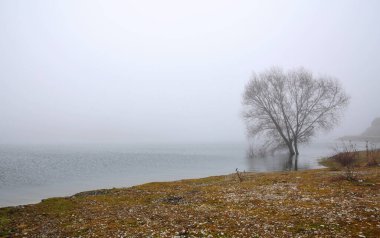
236;168;243;182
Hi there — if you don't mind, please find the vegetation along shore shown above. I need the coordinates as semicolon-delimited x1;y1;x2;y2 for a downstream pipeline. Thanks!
1;151;379;238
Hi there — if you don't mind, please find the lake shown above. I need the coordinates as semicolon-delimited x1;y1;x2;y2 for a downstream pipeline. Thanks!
0;142;335;207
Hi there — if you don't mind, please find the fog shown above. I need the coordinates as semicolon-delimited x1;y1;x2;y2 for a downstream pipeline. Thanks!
0;0;379;144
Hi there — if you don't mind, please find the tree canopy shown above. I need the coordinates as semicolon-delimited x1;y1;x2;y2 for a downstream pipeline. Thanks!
243;67;350;155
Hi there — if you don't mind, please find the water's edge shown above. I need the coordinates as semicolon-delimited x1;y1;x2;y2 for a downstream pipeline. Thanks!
0;143;333;207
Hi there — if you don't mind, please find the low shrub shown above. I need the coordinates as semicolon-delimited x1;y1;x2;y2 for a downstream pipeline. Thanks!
332;141;359;181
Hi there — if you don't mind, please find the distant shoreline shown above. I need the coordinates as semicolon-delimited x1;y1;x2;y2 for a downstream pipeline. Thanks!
339;136;380;143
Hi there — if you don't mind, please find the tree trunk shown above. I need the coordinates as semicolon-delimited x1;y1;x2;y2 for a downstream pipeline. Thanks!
294;139;299;155
287;140;295;155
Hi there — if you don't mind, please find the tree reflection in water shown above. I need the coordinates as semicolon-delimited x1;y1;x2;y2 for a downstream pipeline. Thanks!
246;152;306;172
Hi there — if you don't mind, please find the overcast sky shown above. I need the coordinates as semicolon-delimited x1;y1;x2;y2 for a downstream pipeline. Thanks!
0;0;379;144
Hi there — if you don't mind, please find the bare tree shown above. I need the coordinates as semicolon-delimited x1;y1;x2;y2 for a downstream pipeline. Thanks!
242;67;350;155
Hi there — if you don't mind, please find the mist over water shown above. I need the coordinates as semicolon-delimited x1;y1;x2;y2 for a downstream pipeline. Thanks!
1;1;380;145
0;142;333;207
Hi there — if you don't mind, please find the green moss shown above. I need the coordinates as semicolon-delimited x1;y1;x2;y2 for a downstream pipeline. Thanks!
0;208;13;237
319;157;339;169
38;197;75;215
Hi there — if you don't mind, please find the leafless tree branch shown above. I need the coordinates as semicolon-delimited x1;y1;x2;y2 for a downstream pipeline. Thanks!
242;67;350;155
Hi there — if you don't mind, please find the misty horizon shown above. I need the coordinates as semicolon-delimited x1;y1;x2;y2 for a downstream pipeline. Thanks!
1;0;380;144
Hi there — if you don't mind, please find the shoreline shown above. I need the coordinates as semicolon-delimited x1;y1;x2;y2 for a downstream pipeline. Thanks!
0;162;327;209
0;142;334;208
1;162;379;237
0;167;316;209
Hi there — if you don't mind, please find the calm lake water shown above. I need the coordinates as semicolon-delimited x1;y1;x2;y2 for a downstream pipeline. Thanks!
0;142;335;207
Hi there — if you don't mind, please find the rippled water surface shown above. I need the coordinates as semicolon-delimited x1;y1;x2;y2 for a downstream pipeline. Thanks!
0;143;333;207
